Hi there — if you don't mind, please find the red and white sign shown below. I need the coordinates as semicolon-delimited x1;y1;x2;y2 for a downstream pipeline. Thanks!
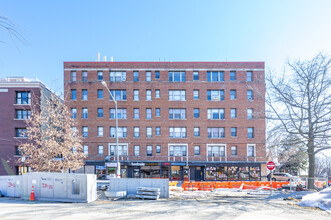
267;161;275;170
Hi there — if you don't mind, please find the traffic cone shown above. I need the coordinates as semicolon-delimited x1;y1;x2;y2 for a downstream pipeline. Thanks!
29;186;35;201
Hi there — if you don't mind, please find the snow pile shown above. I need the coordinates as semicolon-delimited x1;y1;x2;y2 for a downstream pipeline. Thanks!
298;187;331;213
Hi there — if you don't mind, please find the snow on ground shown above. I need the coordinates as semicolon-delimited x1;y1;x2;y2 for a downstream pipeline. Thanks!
298;187;331;213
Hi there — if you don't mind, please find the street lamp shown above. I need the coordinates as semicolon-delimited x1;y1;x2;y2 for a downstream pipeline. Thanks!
101;81;121;178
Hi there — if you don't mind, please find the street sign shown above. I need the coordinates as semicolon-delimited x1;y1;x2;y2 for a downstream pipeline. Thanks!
267;161;275;170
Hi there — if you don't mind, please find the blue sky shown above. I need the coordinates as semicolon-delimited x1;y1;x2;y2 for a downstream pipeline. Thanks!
1;0;331;93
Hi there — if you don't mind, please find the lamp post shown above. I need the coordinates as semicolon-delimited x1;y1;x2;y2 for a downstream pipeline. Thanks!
101;81;121;178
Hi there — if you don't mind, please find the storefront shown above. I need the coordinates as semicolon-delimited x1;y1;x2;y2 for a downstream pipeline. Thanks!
205;163;261;181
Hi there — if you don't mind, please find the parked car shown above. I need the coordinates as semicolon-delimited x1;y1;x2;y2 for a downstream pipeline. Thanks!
267;172;293;181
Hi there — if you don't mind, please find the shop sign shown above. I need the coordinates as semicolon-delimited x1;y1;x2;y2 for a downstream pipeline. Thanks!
96;166;106;170
163;163;171;166
105;162;117;167
172;163;186;166
145;163;159;166
130;162;145;166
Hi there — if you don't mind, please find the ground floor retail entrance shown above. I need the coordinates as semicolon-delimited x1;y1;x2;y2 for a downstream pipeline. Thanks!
84;161;263;181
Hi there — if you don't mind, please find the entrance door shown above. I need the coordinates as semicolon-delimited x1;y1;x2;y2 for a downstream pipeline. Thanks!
195;167;203;181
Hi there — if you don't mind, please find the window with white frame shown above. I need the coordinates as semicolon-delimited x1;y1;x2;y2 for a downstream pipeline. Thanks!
97;71;103;80
71;108;77;119
72;127;77;137
110;127;127;138
231;108;237;118
134;127;140;137
193;71;199;80
147;145;153;156
146;127;152;137
98;145;104;155
248;127;254;138
133;71;139;81
82;71;88;82
247;145;255;157
247;71;253;82
194;108;200;118
231;127;237;137
169;71;185;82
208;145;225;157
194;127;200;137
155;89;160;98
110;108;127;119
231;146;237;156
15;109;31;119
83;145;88;155
169;145;187;156
133;89;139;101
193;90;199;99
134;145;140;156
82;89;88;100
194;146;200;155
156;127;161;135
207;71;224;81
110;90;127;101
230;90;236;100
71;71;76;81
156;145;161;153
247;90;253;100
207;109;224;120
169;127;186;138
110;71;126;82
207;127;225;138
247;108;253;119
207;90;224;101
82;108;88;119
146;90;152;100
98;127;103;137
146;108;152;119
16;91;31;104
169;109;186;119
82;126;88;137
109;145;128;156
134;108;139;119
146;71;152;81
169;90;186;101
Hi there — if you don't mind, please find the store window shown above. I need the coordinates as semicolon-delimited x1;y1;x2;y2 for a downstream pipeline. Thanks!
227;166;238;180
238;166;250;181
250;166;261;181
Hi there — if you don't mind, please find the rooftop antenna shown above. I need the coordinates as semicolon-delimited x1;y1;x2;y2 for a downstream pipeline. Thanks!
103;56;107;62
110;56;114;62
97;53;100;62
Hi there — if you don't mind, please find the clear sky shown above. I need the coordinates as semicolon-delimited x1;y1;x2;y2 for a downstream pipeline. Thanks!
1;0;331;93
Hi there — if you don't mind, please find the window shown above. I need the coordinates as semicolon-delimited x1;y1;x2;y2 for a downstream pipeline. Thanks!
82;71;88;82
155;108;160;117
146;90;152;101
110;108;127;119
71;108;77;119
193;71;199;80
16;91;31;104
230;71;236;80
248;145;255;157
97;71;103;81
147;145;153;156
133;90;139;101
110;127;127;138
14;146;21;156
231;108;237;118
134;127;140;137
248;127;254;138
98;145;103;155
146;71;152;81
193;90;199;99
169;145;187;156
134;146;140;156
155;89;160;98
207;109;224;120
70;90;76;100
134;108;139;119
146;108;152;119
207;127;225;138
155;71;160;79
231;127;237;137
247;71;253;82
169;71;185;82
146;127;152;137
247;108;254;119
193;108;200;118
169;109;186;119
110;90;126;101
82;126;88;137
97;89;103;99
71;71;76;81
82;89;88;100
97;108;103;118
207;90;224;101
169;127;186;138
133;71;139;81
15;110;31;119
247;90;253;100
15;128;27;138
194;127;200;137
83;145;88;155
98;127;103;137
208;145;225;157
156;127;161;135
72;127;77;137
231;146;237;156
169;90;186;101
109;145;128;156
207;71;224;82
110;71;126;82
82;108;88;119
194;146;200;155
156;145;161;153
230;90;236;100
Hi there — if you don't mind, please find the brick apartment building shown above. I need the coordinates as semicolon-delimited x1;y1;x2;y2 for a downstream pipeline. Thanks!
0;77;57;175
64;61;267;181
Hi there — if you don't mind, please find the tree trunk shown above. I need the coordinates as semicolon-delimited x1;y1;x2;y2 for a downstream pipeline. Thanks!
308;146;315;189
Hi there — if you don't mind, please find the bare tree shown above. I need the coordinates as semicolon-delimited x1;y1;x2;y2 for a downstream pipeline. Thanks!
266;53;331;189
0;14;28;46
315;154;331;177
19;94;86;172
